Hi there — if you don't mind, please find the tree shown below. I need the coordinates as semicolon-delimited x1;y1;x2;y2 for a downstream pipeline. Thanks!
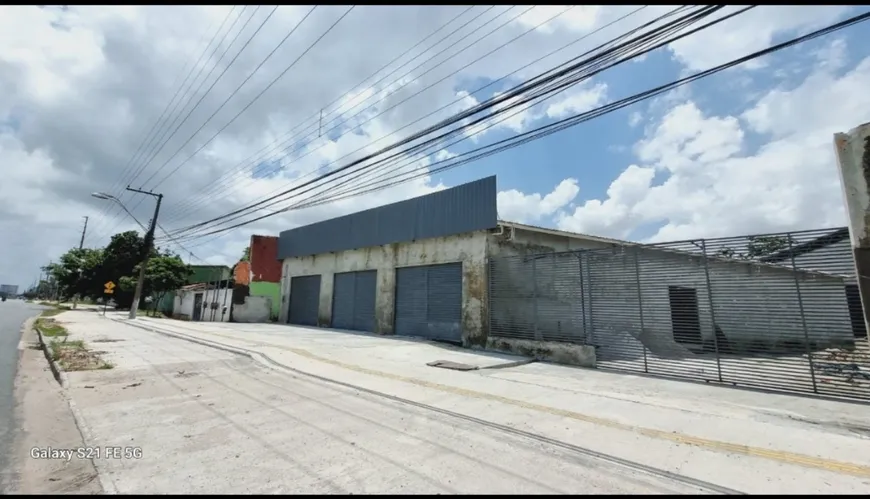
717;235;788;261
241;246;250;262
119;253;192;314
44;248;104;300
43;230;193;311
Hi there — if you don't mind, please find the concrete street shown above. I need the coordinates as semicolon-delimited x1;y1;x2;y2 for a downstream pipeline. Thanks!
0;299;45;493
15;309;870;494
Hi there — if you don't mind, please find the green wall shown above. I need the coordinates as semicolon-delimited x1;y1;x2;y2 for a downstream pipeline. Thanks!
249;281;281;321
189;266;231;284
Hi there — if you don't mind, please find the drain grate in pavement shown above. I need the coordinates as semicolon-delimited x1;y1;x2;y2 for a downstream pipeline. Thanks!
426;360;479;371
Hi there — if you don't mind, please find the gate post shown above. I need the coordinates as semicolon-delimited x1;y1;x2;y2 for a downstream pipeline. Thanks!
633;247;648;373
532;256;541;341
787;233;818;393
700;239;724;382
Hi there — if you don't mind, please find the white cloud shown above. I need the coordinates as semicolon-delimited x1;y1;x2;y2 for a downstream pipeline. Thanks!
557;43;870;242
498;179;579;224
666;6;856;71
0;5;861;289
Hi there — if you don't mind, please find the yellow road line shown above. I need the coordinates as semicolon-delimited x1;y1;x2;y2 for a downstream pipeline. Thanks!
183;327;870;478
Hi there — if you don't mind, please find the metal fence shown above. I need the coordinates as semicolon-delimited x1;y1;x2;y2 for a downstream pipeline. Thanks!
488;227;870;401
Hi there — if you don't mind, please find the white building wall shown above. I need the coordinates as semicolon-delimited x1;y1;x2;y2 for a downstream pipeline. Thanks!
173;287;233;322
280;231;489;344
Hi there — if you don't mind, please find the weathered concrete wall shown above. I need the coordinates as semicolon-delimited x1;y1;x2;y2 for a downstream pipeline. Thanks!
487;226;855;363
173;288;233;322
280;231;489;345
232;295;272;323
486;337;596;368
249;281;280;320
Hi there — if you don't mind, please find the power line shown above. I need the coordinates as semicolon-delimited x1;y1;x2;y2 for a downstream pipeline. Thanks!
143;5;358;192
92;6;267;241
160;5;653;228
131;4;309;190
164;5;719;240
124;5;268;189
105;6;355;246
88;6;242;244
167;8;870;245
90;6;255;243
159;5;489;224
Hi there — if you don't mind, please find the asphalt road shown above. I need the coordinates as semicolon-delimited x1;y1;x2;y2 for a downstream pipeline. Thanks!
0;299;44;493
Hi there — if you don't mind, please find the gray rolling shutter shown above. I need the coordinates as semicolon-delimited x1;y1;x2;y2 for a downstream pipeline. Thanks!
395;263;462;342
332;271;377;332
289;275;321;326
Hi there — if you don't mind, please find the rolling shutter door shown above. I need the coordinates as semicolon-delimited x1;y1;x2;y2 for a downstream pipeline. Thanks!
395;263;462;342
288;275;321;326
332;270;377;332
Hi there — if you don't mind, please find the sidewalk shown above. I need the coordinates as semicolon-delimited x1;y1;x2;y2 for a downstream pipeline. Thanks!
102;312;870;494
41;310;732;494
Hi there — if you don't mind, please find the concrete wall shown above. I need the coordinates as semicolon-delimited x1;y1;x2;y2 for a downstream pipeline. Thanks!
489;235;856;363
173;287;233;322
249;281;280;320
232;295;272;323
280;230;489;345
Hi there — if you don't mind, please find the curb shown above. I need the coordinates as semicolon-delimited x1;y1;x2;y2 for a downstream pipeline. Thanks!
31;320;118;495
33;322;69;390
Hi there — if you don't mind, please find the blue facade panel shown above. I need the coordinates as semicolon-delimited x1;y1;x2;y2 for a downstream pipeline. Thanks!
277;176;498;259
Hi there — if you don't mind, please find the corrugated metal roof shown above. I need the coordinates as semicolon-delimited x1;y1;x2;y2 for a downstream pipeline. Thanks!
278;176;498;259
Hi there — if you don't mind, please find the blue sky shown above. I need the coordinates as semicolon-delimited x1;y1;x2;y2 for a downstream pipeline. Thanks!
417;16;870;242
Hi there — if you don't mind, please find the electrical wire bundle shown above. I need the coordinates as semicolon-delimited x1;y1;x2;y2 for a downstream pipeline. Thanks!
161;5;733;244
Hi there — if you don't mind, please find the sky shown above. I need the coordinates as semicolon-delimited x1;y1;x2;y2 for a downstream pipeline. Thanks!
1;5;869;290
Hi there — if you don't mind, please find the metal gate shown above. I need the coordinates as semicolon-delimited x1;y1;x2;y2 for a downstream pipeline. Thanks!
395;263;462;343
487;227;870;402
332;270;377;332
288;275;321;326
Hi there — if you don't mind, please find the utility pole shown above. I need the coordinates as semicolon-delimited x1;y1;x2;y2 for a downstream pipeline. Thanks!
125;186;163;320
834;122;870;337
79;216;89;250
72;216;89;309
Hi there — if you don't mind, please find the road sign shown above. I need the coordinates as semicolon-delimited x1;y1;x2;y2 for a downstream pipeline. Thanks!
104;281;115;294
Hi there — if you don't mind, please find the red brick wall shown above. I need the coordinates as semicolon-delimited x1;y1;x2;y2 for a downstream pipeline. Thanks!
250;235;281;283
233;261;251;285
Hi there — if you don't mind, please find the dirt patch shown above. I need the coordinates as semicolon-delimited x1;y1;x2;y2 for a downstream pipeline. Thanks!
49;340;113;371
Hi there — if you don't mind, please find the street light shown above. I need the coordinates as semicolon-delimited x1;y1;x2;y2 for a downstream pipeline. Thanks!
91;188;163;319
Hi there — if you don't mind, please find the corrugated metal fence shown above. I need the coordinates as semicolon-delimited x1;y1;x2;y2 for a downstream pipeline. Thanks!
488;227;870;401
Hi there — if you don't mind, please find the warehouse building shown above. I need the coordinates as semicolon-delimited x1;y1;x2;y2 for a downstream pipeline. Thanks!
276;176;859;366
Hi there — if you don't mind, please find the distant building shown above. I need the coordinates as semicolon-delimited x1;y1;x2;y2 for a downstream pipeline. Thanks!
0;284;19;296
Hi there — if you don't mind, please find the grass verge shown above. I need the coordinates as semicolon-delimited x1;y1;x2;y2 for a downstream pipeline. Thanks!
35;317;67;337
40;308;66;318
49;338;114;371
